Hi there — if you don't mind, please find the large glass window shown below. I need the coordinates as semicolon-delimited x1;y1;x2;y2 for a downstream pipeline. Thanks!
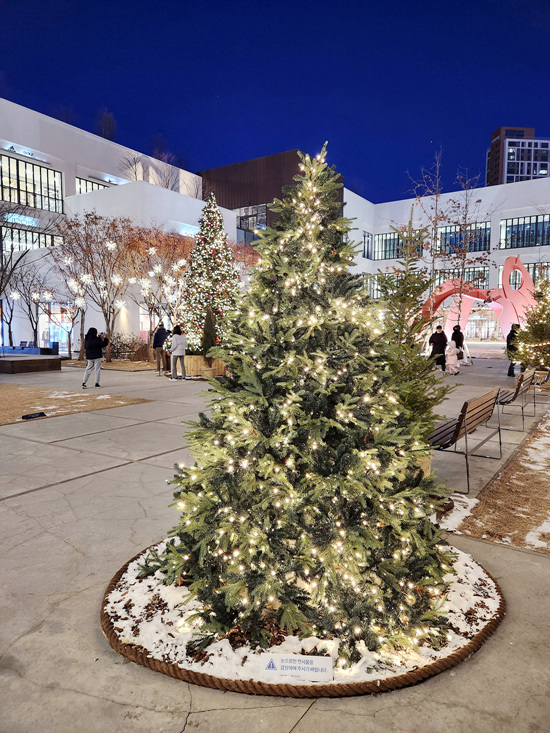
500;215;550;249
0;154;63;212
1;226;61;251
436;222;491;254
76;177;108;194
373;232;401;260
236;204;267;232
362;231;373;259
434;266;489;289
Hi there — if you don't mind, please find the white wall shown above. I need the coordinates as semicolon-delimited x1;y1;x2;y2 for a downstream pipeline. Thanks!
65;181;237;240
0;98;202;199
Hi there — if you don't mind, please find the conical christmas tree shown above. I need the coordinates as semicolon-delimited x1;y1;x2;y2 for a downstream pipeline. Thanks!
516;277;550;369
142;147;453;665
179;193;241;348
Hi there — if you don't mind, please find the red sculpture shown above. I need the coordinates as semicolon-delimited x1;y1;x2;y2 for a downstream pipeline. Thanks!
423;256;536;339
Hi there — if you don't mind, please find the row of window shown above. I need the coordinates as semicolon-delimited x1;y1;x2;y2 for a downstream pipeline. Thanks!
500;215;550;249
368;262;549;300
0;153;113;215
1;226;60;251
1;154;63;213
368;215;550;260
76;177;108;194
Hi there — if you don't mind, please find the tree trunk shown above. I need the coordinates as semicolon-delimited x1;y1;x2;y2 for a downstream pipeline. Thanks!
67;331;72;359
79;313;86;360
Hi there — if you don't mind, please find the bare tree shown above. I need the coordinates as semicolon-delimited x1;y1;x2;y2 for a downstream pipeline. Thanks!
1;201;62;295
119;152;145;182
38;287;85;359
151;150;181;191
441;172;493;323
10;262;51;345
185;175;203;200
51;213;132;361
409;150;448;319
2;292;17;346
123;225;194;354
95;107;117;141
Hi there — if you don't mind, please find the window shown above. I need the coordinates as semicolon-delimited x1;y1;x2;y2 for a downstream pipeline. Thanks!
362;231;373;259
436;223;491;254
0;154;63;212
236;204;267;232
1;226;61;251
434;266;489;289
76;177;108;194
498;262;549;288
500;215;550;249
373;232;400;260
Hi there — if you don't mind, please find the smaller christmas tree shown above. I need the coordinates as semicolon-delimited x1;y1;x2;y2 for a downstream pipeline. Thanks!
516;277;550;369
375;214;453;442
179;193;241;348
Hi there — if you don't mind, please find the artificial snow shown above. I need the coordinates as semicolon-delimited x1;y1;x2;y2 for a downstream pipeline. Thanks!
430;494;479;533
104;542;501;687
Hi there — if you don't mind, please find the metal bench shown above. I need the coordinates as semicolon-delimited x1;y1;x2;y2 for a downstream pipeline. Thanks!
532;368;550;408
427;388;502;494
496;369;536;431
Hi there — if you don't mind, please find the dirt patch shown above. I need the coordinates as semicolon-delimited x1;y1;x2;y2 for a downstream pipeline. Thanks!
0;384;149;425
64;359;157;372
458;410;550;554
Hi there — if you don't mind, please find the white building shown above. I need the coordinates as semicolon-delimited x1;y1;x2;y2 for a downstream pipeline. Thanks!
0;99;236;350
1;99;549;349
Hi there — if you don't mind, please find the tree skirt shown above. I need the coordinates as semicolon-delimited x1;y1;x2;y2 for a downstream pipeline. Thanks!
101;542;505;698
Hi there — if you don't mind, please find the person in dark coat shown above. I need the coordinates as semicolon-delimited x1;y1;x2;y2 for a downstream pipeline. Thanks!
429;325;448;372
153;322;169;376
451;324;465;364
82;327;109;388
506;323;520;377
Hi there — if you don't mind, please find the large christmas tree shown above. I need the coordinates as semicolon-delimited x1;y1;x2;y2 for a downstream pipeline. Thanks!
142;148;453;665
516;277;550;370
180;193;241;348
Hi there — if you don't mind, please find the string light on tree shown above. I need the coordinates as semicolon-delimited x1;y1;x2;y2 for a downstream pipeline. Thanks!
141;145;454;666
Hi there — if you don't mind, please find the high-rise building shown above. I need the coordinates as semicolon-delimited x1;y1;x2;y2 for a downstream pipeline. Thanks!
486;126;549;186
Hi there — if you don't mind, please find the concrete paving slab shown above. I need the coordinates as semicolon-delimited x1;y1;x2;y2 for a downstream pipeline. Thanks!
140;446;194;470
0;435;127;499
94;399;200;422
56;421;188;461
0;411;139;443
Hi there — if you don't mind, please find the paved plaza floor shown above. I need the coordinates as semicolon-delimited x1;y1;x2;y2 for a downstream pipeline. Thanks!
1;360;549;732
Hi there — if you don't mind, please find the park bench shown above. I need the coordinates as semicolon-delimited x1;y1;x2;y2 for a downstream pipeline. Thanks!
427;388;502;494
496;369;536;431
531;368;550;408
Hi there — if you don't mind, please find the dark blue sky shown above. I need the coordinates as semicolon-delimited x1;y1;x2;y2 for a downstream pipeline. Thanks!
2;0;549;203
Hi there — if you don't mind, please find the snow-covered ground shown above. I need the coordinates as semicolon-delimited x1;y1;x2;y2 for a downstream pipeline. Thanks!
104;542;502;688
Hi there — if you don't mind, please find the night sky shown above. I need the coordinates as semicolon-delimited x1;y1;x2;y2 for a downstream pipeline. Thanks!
1;0;549;203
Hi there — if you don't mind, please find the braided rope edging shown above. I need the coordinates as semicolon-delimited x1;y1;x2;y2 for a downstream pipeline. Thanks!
100;547;506;698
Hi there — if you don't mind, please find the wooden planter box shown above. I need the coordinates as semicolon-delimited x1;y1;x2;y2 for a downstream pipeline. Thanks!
184;356;226;378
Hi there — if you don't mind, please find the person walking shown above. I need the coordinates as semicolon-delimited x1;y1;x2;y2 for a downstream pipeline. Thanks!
429;325;448;372
82;328;109;388
451;324;465;364
506;323;520;377
446;343;460;375
153;322;169;376
170;325;189;381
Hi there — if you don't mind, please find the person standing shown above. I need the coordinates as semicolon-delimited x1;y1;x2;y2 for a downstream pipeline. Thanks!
446;343;460;375
153;322;169;376
429;325;448;372
170;325;189;381
506;323;520;377
82;328;109;388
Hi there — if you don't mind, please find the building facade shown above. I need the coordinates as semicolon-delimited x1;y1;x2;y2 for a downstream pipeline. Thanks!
1;99;550;349
486;126;549;186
